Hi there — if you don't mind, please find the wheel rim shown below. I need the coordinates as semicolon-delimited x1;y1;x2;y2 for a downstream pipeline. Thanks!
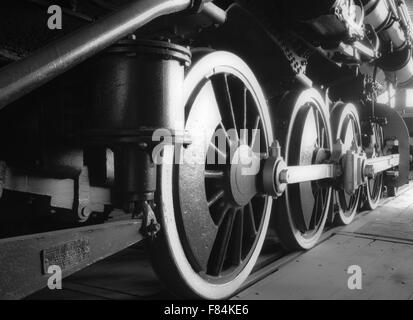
158;52;273;298
278;89;333;249
363;122;384;209
332;103;362;225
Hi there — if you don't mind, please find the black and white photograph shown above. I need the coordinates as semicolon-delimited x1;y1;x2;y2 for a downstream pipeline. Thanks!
0;0;413;306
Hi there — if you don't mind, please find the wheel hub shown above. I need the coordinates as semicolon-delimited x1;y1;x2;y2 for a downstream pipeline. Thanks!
229;145;259;206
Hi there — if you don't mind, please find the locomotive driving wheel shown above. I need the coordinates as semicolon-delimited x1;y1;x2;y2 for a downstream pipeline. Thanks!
149;51;274;299
362;121;384;210
274;89;333;250
331;102;362;225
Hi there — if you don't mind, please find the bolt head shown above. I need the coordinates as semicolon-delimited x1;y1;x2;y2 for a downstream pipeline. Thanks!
78;206;92;222
364;165;375;179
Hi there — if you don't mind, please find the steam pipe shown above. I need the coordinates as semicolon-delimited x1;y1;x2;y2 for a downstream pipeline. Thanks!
0;0;194;110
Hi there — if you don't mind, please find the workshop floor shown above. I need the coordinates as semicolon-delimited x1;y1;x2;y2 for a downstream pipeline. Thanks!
236;185;413;300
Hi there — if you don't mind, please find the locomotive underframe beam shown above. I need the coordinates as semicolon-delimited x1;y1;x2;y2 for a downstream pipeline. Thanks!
0;219;144;300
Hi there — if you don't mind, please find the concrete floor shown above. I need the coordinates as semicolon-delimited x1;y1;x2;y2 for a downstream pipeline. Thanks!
235;185;413;300
28;184;413;300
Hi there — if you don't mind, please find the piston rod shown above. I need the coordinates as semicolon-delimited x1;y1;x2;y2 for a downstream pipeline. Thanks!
0;0;196;110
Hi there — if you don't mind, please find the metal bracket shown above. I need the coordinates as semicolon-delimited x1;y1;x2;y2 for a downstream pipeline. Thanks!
343;150;366;194
262;141;287;198
140;201;161;239
187;0;212;13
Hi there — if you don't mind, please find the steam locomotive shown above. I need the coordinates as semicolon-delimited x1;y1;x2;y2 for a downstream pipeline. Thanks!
0;0;411;299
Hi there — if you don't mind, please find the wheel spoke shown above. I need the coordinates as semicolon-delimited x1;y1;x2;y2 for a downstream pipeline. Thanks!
320;188;325;207
349;193;356;210
230;209;244;265
298;182;315;231
208;190;225;208
219;121;233;146
209;141;227;164
185;80;222;133
245;202;257;236
224;74;239;139
313;108;321;147
250;116;261;150
310;194;317;229
205;170;225;179
320;127;326;148
372;176;381;199
316;189;326;226
372;178;377;197
215;203;231;227
208;209;236;276
211;74;239;141
351;119;358;146
243;87;247;129
311;188;321;229
242;87;248;144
